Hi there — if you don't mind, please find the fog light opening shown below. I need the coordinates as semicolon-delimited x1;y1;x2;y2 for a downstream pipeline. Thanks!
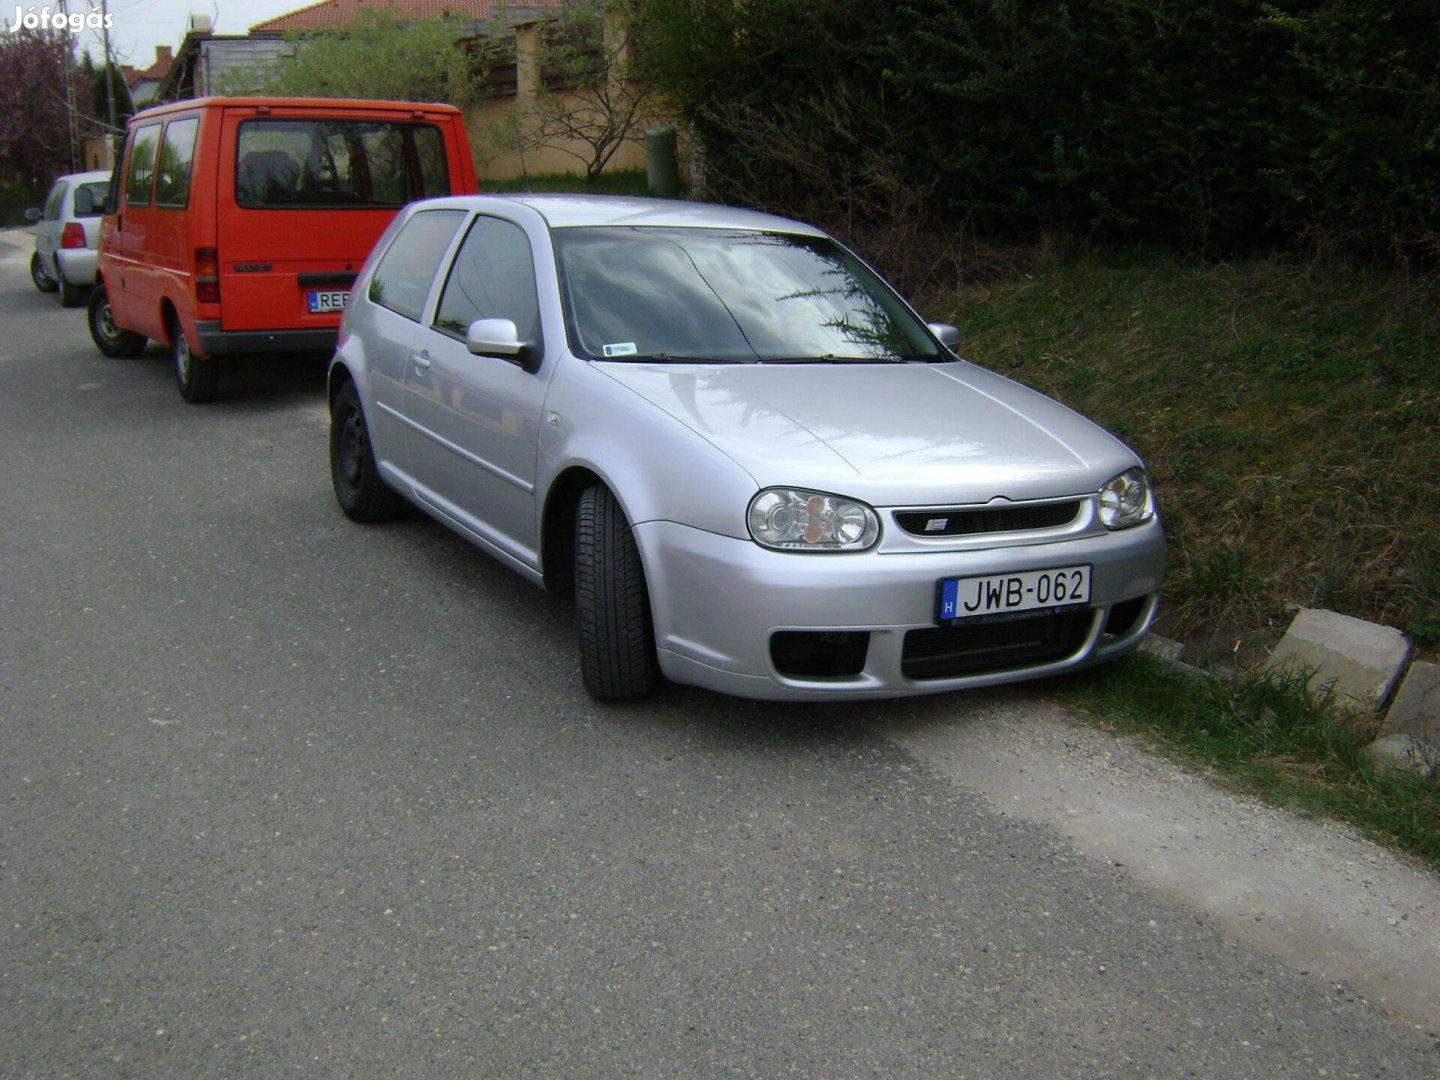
771;631;870;679
1104;597;1145;638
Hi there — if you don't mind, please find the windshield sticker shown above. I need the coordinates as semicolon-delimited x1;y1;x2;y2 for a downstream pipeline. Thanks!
602;342;638;357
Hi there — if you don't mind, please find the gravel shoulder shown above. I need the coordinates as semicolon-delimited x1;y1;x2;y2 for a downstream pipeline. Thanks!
875;691;1440;1035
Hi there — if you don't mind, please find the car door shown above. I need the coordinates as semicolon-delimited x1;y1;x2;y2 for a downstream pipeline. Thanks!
36;180;65;278
354;208;469;479
402;213;547;571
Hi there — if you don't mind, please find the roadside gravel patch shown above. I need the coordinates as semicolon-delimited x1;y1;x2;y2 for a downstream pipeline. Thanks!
875;691;1440;1035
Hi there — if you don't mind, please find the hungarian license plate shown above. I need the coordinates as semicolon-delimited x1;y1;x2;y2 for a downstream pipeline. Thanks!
936;565;1091;624
307;289;349;314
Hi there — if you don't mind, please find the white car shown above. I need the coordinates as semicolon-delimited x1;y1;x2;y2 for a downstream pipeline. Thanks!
329;195;1166;701
27;170;111;308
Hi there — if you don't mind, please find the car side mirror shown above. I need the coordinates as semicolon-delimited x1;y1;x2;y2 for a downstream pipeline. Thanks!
24;207;42;222
102;189;118;215
74;188;95;215
466;317;539;372
928;322;963;351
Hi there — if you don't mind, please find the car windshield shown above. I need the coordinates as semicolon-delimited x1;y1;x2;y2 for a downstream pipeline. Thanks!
552;226;941;363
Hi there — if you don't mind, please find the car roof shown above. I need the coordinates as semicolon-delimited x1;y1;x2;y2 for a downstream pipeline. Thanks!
57;171;112;185
427;194;827;236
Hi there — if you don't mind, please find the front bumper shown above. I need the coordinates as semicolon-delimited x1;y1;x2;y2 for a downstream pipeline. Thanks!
637;518;1166;701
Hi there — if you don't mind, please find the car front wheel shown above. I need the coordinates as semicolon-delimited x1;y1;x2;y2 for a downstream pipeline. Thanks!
171;315;218;403
87;283;146;358
31;253;56;293
330;380;405;522
575;484;658;701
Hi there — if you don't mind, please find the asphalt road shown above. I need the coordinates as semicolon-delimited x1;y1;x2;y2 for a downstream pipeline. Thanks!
2;235;1436;1078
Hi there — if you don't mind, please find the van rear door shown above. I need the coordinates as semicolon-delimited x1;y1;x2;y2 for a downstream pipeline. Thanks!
217;105;465;335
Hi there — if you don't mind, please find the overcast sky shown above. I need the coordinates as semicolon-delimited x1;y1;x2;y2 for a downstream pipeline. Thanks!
72;0;308;67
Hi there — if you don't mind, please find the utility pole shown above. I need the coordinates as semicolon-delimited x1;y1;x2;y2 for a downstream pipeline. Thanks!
61;1;79;171
101;0;117;161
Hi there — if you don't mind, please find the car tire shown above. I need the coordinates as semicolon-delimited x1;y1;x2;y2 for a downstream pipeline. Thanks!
575;484;658;701
330;380;405;522
87;282;146;358
58;275;86;308
31;253;57;293
171;314;219;404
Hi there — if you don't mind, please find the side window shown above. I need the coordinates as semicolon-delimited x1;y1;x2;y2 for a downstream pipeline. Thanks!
433;216;541;346
367;210;466;322
125;123;162;206
154;117;199;208
43;182;66;220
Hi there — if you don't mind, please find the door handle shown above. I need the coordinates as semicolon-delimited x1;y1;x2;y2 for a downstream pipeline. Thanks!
410;350;431;370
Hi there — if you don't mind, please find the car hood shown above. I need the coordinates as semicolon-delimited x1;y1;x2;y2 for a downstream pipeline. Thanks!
598;360;1140;505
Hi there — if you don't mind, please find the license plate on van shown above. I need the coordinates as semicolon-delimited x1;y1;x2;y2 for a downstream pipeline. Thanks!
936;565;1091;623
307;290;349;313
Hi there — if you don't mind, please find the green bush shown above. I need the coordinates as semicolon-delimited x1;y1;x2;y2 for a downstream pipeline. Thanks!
636;0;1440;263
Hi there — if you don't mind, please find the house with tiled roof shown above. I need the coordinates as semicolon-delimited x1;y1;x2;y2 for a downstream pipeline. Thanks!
148;0;659;183
249;0;561;35
126;45;175;105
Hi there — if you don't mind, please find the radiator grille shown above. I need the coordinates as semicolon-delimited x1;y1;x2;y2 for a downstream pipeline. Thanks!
895;501;1081;538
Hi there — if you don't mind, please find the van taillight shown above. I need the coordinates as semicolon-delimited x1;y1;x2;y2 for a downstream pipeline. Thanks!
196;247;220;303
61;223;86;249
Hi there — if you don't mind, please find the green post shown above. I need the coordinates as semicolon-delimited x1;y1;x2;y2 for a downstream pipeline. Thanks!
646;126;680;199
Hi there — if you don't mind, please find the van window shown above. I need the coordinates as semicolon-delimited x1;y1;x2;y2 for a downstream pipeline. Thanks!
235;119;451;209
155;117;200;208
368;210;466;322
125;123;162;206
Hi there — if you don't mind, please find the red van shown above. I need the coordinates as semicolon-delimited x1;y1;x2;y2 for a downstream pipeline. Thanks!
89;97;478;402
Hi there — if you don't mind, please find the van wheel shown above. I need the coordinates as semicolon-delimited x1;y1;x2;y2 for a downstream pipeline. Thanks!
171;316;219;404
330;380;404;522
87;283;146;358
31;253;57;293
575;485;658;701
59;275;86;308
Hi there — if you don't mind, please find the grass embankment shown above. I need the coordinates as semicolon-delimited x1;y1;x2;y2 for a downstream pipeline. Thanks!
945;252;1440;666
939;251;1439;865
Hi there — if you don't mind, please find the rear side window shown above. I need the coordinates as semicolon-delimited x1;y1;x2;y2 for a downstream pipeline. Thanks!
155;117;200;208
368;210;466;322
235;119;452;209
72;181;109;217
43;181;65;220
125;124;162;206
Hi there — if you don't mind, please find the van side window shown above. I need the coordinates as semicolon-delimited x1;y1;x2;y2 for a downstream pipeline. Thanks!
236;119;452;209
367;210;466;322
434;217;541;348
125;123;162;206
155;117;200;208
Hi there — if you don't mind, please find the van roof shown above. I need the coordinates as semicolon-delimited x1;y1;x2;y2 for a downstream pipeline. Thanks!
130;97;464;121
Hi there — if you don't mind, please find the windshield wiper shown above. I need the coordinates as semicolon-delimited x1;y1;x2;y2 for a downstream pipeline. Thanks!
758;354;896;364
607;353;747;364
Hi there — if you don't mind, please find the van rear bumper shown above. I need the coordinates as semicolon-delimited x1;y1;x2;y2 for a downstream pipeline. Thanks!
193;321;336;357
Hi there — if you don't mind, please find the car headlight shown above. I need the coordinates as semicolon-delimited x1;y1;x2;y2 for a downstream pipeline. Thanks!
1098;468;1155;530
747;488;880;552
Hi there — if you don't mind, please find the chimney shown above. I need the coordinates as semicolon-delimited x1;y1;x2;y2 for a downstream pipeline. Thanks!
156;45;173;66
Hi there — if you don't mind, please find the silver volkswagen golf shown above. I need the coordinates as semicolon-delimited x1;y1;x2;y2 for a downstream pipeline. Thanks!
329;195;1164;701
